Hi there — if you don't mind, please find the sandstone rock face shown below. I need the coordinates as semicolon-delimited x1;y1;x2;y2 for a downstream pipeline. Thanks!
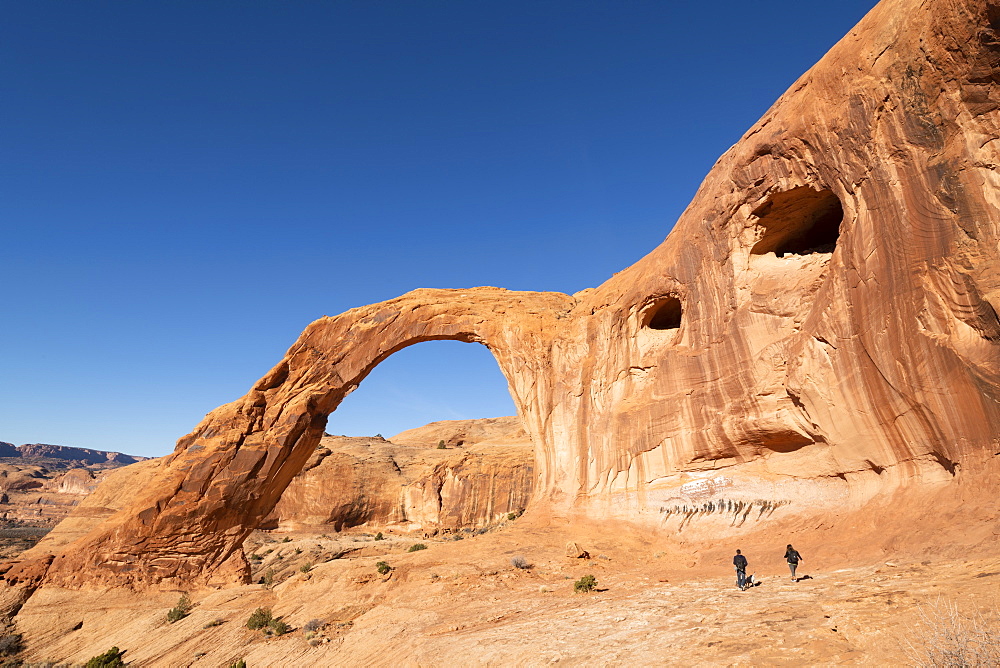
264;422;532;532
20;0;1000;587
24;420;532;559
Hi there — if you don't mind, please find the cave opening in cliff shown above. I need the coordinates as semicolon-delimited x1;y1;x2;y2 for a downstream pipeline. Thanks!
642;295;682;330
750;186;843;257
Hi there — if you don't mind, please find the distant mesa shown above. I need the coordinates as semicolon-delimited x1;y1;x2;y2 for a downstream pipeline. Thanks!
0;442;147;467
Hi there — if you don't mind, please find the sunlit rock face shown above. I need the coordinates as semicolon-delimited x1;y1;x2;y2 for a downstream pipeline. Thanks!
263;421;533;532
13;0;1000;587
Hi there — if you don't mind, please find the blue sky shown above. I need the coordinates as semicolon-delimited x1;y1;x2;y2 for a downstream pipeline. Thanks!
1;1;879;457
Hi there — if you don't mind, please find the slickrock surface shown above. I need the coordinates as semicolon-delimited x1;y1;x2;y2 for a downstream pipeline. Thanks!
5;0;1000;642
12;520;1000;666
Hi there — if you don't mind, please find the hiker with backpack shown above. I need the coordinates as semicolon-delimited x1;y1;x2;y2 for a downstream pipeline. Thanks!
784;544;803;581
733;549;748;590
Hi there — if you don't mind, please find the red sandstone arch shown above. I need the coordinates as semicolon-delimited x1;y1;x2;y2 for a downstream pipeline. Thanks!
34;288;574;586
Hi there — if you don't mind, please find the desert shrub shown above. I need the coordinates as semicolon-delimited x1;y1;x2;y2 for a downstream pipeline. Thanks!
374;532;384;541
437;440;446;449
282;537;292;543
203;618;224;628
228;660;246;668
408;543;427;553
269;619;290;636
262;568;275;589
303;619;324;633
507;512;517;521
510;556;531;570
574;575;597;593
376;561;391;575
85;646;126;668
166;594;194;623
249;553;262;561
0;634;21;657
904;598;1000;667
300;562;313;573
294;547;302;555
247;607;274;630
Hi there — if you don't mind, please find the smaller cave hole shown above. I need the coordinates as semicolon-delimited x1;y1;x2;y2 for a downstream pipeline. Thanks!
750;186;843;257
642;296;682;331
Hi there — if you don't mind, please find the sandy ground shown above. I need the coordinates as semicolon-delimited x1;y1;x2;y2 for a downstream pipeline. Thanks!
14;520;1000;666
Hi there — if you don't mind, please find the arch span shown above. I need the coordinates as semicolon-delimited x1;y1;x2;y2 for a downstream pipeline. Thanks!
39;287;574;586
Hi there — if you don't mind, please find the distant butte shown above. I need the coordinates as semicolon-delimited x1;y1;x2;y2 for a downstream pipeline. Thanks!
5;0;1000;602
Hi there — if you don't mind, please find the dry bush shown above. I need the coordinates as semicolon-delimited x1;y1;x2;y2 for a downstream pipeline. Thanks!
0;633;21;657
904;598;1000;667
510;556;531;570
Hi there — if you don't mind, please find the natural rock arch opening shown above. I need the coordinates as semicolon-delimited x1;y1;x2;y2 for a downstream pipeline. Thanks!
750;186;843;257
325;340;517;439
262;340;532;534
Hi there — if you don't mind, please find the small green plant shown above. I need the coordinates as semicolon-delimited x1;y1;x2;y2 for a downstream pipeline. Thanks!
282;536;292;543
246;607;291;636
574;574;597;593
507;512;517;521
300;562;313;573
408;543;427;553
249;553;263;561
228;660;246;668
203;618;225;628
247;607;274;630
437;440;446;449
374;532;384;541
85;646;126;668
376;561;391;575
262;568;275;589
294;547;303;555
167;594;194;623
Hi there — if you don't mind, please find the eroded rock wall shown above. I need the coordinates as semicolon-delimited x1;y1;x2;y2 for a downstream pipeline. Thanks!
264;426;533;532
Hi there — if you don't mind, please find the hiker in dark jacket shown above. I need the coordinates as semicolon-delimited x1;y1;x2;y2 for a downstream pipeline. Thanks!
784;544;803;580
733;549;748;590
